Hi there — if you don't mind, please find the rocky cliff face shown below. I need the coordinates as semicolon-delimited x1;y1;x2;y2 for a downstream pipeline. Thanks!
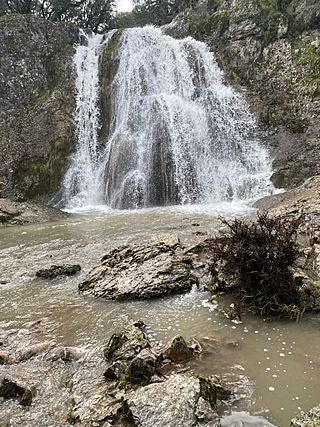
165;0;320;189
0;14;78;200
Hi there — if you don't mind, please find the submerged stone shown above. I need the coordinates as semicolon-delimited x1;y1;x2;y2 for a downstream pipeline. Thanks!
36;264;81;279
0;376;35;406
221;411;276;426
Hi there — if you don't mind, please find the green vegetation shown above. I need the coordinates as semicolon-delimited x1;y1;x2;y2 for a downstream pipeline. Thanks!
207;212;304;317
204;10;229;35
112;0;197;28
1;0;197;30
292;40;320;101
1;0;116;32
233;0;286;44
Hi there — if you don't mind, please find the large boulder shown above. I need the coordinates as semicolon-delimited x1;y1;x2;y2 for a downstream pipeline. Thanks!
126;374;221;427
0;14;78;200
79;240;198;300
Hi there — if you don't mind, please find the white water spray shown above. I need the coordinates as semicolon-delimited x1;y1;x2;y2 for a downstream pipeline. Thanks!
61;30;114;208
62;27;273;210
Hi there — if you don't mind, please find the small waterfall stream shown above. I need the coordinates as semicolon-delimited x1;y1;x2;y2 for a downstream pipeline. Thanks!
61;30;115;208
61;27;273;210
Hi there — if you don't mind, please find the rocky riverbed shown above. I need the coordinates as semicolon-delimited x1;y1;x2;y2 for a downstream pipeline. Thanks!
0;318;244;426
1;199;320;426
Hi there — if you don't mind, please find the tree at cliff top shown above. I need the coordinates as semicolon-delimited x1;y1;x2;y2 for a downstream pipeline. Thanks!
113;0;196;27
1;0;116;32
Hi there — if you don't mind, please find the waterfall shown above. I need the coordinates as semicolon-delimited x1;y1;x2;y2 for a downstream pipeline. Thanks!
61;27;274;210
60;30;115;208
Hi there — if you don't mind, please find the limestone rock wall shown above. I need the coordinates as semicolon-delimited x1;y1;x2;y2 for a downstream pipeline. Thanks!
165;0;320;189
0;14;78;200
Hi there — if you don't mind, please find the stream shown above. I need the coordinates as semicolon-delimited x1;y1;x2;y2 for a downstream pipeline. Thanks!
1;204;320;426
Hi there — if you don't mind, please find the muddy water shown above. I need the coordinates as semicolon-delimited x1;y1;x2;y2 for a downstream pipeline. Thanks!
1;204;320;426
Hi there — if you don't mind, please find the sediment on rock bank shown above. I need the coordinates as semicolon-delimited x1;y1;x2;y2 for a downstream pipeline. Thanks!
0;198;69;225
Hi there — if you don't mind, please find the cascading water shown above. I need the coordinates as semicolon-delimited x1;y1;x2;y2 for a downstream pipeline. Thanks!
60;30;115;208
61;27;274;210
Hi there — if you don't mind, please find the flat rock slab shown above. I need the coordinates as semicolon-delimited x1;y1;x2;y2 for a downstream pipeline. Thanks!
79;242;197;300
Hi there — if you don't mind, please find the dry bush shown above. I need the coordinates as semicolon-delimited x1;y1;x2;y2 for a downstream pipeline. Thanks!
207;212;303;316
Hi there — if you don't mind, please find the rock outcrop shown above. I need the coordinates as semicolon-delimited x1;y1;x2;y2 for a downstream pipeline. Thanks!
0;14;78;200
165;0;320;190
0;197;69;225
79;237;198;300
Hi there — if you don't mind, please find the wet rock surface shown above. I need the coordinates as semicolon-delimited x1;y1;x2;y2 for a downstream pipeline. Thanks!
126;374;220;427
162;335;194;363
0;319;233;427
291;404;320;426
0;198;69;225
36;264;81;279
0;376;35;406
79;238;198;300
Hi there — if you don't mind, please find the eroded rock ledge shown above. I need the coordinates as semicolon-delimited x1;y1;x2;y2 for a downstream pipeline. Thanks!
79;235;198;300
0;198;69;225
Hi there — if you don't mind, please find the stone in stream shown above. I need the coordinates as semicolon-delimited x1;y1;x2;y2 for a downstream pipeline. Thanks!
221;412;276;426
126;373;221;427
36;264;81;279
291;404;320;427
161;335;194;363
103;321;156;384
127;348;157;384
0;351;9;365
79;239;198;300
0;376;36;406
104;321;150;362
